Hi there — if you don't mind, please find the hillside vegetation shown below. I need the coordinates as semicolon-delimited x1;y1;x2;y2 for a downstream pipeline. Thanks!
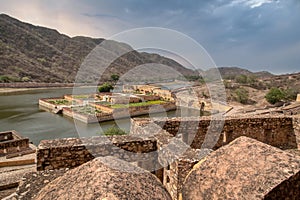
0;14;193;83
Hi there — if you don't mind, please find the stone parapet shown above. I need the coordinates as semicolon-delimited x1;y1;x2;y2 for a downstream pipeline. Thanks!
132;116;299;150
37;135;157;171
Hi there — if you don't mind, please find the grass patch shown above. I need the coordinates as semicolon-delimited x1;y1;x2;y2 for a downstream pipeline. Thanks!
72;95;91;99
48;99;70;105
103;126;127;136
110;100;166;109
72;106;102;115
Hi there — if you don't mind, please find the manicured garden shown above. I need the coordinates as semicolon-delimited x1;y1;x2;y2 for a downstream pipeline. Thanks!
72;106;102;115
47;99;71;105
109;100;166;109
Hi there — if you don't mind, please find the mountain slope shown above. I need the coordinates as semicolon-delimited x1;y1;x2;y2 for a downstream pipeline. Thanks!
0;14;193;83
214;67;273;79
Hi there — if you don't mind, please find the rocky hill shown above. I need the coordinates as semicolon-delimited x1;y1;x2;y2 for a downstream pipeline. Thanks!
0;14;193;83
207;67;274;79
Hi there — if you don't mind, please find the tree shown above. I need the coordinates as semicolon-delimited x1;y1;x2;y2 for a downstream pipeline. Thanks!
98;83;114;93
265;88;285;104
111;74;120;82
234;88;249;104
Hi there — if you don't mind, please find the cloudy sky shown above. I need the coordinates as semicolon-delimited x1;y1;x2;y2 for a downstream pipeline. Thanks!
1;0;299;74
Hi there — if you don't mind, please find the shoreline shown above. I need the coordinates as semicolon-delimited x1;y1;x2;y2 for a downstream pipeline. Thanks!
0;83;97;95
0;87;74;95
0;86;100;95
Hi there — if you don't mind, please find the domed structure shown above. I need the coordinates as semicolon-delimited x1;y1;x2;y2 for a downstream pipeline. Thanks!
35;156;171;200
182;136;300;200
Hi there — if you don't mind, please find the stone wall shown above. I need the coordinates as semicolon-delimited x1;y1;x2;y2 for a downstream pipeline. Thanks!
36;116;300;200
0;131;13;142
89;103;114;113
39;98;61;111
0;130;30;155
129;116;300;199
132;116;298;150
123;84;174;101
63;102;176;124
37;135;157;171
292;116;300;149
161;149;211;200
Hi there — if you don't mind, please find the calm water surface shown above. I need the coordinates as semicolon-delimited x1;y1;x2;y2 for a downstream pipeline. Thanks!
0;88;195;145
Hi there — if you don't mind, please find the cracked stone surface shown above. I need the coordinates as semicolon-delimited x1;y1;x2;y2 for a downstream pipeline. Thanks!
182;136;300;200
34;156;171;200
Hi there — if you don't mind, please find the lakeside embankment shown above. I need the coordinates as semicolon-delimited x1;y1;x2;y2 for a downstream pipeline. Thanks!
0;83;92;94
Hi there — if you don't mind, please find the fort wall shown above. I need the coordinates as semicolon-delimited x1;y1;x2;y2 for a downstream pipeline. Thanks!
132;116;299;150
37;135;157;171
36;116;300;200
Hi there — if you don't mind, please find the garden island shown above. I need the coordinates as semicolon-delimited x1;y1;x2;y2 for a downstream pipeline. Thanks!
39;84;178;123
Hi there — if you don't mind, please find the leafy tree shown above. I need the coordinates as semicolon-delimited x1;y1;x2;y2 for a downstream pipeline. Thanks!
111;74;120;82
98;83;114;92
234;88;249;104
265;88;285;104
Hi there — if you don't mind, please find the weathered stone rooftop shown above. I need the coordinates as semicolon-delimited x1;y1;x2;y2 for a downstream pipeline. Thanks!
34;156;171;200
6;168;68;199
182;136;300;200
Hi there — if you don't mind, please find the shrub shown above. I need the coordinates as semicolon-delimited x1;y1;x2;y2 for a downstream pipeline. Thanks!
21;76;31;82
111;74;120;82
235;75;248;84
284;88;298;101
0;75;10;83
234;88;249;104
265;88;285;104
103;126;127;136
235;74;256;85
98;83;113;92
0;75;21;82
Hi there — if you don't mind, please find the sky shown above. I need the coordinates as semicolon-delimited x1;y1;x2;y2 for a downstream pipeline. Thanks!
0;0;300;74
